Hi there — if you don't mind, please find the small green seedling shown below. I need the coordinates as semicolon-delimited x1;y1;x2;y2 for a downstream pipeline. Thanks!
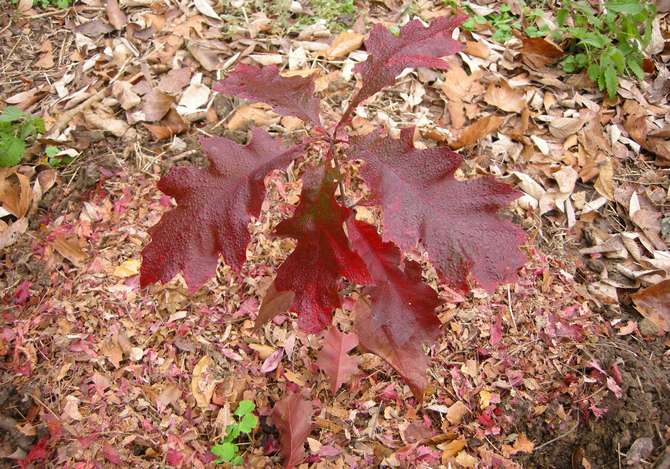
211;400;258;466
11;0;71;8
0;106;45;167
556;0;655;97
45;145;74;167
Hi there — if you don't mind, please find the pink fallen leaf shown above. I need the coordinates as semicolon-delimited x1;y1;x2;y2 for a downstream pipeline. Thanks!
316;327;359;393
261;349;283;373
271;392;313;469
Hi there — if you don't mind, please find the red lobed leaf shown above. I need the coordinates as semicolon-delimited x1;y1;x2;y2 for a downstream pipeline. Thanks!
349;127;526;292
271;392;313;469
347;219;442;399
316;326;359;393
269;169;371;332
140;128;305;291
214;64;321;127
341;15;465;124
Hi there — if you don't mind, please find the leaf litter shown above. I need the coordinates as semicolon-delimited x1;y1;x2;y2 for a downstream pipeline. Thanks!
1;1;669;468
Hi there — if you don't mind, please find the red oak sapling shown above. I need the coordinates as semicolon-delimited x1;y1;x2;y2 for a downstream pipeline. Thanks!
141;14;526;466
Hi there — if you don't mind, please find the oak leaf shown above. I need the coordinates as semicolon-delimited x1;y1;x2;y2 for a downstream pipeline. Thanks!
343;15;464;123
349;127;525;292
270;169;371;332
140;129;305;291
214;64;321;127
271;392;313;469
316;327;359;393
348;219;441;399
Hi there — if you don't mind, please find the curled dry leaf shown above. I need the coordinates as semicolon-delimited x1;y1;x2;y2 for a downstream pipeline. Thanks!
83;108;130;138
143;89;174;122
271;392;313;469
106;0;127;30
191;355;217;408
520;37;564;68
53;235;87;266
0;218;28;250
448;115;505;149
0;171;32;218
484;81;525;114
631;279;670;334
227;103;279;131
548;117;585;140
324;31;364;60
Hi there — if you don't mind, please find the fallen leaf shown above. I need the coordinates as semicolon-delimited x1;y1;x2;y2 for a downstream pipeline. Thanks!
143;89;174;122
594;158;614;200
191;355;217;408
441;438;466;461
228;103;280;131
272;392;313;469
53;235;87;266
257;283;295;328
83;109;130;138
112;81;141;110
520;37;563;68
631;279;670;334
0;218;28;249
194;0;220;19
157;384;182;412
464;41;489;59
484;81;525;113
324;31;364;59
449;115;504;149
113;259;141;278
106;0;127;30
143;109;188;141
549;117;585;140
75;19;114;37
316;327;359;393
158;68;192;94
260;349;283;373
62;395;83;421
446;401;469;425
100;336;123;368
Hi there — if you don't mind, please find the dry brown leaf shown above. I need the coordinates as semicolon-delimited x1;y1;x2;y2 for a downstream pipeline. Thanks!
157;384;182;411
449;115;504;149
112;81;141;110
158;68;192;94
187;43;224;71
502;433;535;457
191;355;217;408
113;259;141;278
324;31;364;59
143;89;173;122
446;401;468;425
144;109;188;141
594;158;614;200
0;171;32;218
484;81;525;113
100;336;123;368
53;235;87;266
632;280;670;333
83;109;130;138
520;37;564;68
441;438;467;461
464;41;489;59
0;218;28;249
228;103;280;131
106;0;127;30
549;117;585;140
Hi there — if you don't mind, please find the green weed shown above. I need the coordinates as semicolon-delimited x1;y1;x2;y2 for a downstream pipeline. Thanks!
210;400;259;466
556;0;655;97
0;107;45;167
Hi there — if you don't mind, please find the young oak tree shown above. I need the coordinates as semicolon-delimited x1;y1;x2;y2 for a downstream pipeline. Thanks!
140;15;526;460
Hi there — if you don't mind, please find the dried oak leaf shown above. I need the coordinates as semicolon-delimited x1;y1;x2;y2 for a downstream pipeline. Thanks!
344;15;465;121
348;219;441;399
316;326;359;393
270;169;371;332
214;64;321;127
271;392;313;469
349;127;526;292
143;89;174;122
449;115;505;149
632;279;670;334
140;129;305;291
